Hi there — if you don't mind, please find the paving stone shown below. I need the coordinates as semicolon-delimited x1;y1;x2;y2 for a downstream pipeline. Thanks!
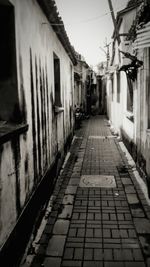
94;229;102;237
112;229;120;238
43;257;61;267
66;242;84;248
67;237;84;243
124;263;145;267
104;249;113;260
69;178;80;185
58;205;73;219
74;248;83;260
113;249;123;261
104;262;124;267
127;194;139;204
86;229;93;237
68;228;77;237
53;219;70;235
63;195;74;205
87;213;94;220
131;208;145;218
134;218;150;234
94;248;103;260
121;178;133;185
64;248;74;259
128;229;136;238
125;186;136;194
77;228;85;237
72;213;79;220
62;260;82;267
83;262;103;267
65;186;78;195
133;249;144;261
120;230;128;238
84;248;93;260
46;235;66;256
85;243;102;248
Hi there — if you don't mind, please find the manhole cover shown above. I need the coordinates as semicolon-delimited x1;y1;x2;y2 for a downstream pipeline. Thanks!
79;175;116;188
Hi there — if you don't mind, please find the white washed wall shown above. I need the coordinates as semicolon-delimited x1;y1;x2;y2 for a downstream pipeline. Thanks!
0;0;74;248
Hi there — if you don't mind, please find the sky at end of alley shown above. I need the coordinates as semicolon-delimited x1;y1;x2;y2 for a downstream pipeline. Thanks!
55;0;128;69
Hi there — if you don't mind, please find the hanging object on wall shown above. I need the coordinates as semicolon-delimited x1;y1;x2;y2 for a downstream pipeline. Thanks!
119;50;143;81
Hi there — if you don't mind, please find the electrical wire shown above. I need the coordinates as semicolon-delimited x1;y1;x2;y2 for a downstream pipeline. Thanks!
49;3;128;26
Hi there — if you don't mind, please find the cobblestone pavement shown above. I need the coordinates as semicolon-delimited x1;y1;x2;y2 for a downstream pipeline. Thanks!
30;116;150;267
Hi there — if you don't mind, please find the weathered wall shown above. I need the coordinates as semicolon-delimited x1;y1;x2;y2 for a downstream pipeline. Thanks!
107;6;150;187
135;47;150;178
107;8;138;140
74;61;89;113
0;0;74;251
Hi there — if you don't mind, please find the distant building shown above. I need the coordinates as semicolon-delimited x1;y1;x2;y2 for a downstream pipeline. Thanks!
74;53;98;116
74;52;89;113
97;62;107;114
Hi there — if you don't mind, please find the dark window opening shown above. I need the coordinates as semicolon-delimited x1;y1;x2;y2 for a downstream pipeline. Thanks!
126;74;133;112
117;71;120;103
0;3;20;123
0;5;14;80
53;53;61;107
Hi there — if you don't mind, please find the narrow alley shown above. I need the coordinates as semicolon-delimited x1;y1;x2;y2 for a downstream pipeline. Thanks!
26;116;150;267
1;0;150;266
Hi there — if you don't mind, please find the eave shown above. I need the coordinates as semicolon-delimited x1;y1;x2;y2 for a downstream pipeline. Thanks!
37;0;77;65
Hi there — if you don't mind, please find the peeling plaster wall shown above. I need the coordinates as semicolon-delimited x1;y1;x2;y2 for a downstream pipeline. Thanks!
135;47;150;177
107;6;150;182
107;8;138;140
0;0;74;249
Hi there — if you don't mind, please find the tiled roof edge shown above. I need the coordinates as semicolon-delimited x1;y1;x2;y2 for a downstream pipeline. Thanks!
37;0;77;65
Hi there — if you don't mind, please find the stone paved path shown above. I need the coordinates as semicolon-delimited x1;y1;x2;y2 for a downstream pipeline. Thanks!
29;116;150;267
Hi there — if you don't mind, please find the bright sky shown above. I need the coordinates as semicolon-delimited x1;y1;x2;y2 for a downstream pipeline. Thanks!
55;0;128;68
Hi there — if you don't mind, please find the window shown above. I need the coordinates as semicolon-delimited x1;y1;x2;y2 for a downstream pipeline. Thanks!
53;53;61;106
117;71;120;103
0;3;20;123
126;74;133;112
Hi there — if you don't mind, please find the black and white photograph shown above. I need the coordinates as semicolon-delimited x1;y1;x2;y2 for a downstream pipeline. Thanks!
0;0;150;266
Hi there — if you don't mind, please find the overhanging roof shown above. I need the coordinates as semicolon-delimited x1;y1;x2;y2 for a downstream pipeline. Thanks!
37;0;77;65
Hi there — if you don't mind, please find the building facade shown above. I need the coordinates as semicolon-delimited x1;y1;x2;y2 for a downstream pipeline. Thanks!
0;0;76;264
106;0;150;190
74;53;90;114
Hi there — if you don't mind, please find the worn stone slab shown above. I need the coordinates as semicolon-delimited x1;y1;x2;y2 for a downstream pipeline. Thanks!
134;218;150;234
69;178;80;186
121;178;132;185
58;205;73;219
65;186;77;195
43;257;61;267
125;186;136;194
62;195;74;205
46;235;66;256
53;219;70;235
127;194;139;204
131;208;145;218
79;175;116;188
